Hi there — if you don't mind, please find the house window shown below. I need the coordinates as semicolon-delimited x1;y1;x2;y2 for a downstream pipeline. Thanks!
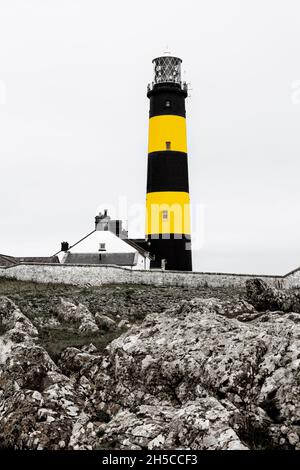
166;141;171;150
165;100;171;108
162;210;168;220
99;243;106;251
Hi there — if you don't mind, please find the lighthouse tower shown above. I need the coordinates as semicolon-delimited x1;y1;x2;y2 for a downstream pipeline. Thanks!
145;52;192;271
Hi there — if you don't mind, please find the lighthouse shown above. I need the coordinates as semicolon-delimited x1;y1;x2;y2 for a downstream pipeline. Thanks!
145;52;192;271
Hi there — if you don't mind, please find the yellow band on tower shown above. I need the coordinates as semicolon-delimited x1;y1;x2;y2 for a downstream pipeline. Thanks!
146;191;191;235
148;115;187;153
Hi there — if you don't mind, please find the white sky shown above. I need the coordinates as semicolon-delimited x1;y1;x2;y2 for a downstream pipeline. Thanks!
0;0;300;275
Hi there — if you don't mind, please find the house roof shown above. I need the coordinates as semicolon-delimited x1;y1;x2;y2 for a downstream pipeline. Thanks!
63;252;137;266
0;254;18;267
16;256;60;264
124;238;151;258
0;254;59;266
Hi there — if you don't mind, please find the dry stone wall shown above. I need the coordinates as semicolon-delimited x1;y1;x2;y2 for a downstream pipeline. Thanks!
0;263;292;288
283;269;300;289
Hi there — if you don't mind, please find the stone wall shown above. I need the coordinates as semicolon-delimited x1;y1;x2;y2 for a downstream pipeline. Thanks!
0;263;289;288
283;268;300;289
0;264;130;286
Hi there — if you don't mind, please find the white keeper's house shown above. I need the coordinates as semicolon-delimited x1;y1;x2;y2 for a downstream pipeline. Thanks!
57;210;151;270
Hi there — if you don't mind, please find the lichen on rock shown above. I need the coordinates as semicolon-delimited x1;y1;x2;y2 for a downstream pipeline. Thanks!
0;280;299;450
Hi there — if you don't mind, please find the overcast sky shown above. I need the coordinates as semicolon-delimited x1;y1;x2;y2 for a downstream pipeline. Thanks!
1;0;300;274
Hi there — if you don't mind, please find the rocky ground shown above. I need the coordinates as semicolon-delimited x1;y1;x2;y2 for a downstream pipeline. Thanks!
0;278;299;450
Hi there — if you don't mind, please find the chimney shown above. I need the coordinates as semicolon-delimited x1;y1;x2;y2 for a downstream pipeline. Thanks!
61;241;69;252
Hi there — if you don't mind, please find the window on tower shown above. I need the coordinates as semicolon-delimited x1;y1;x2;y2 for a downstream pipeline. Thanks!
165;100;171;108
162;210;168;220
166;141;171;150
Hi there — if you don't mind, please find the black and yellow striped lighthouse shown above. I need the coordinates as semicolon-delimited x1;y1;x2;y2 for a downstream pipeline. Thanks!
145;53;192;271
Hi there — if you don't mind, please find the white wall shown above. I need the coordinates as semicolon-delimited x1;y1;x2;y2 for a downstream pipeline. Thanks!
132;253;151;270
58;231;150;270
66;231;135;254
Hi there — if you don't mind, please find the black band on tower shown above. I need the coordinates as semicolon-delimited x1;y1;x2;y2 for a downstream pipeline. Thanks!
146;237;192;271
147;151;189;193
148;84;187;117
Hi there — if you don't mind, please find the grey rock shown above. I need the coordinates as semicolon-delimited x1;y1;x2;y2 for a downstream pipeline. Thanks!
246;278;300;313
96;297;300;450
57;298;99;334
0;296;95;449
1;287;300;450
95;313;116;330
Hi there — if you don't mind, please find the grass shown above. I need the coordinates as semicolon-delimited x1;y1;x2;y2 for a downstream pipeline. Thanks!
0;277;245;364
39;327;126;362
